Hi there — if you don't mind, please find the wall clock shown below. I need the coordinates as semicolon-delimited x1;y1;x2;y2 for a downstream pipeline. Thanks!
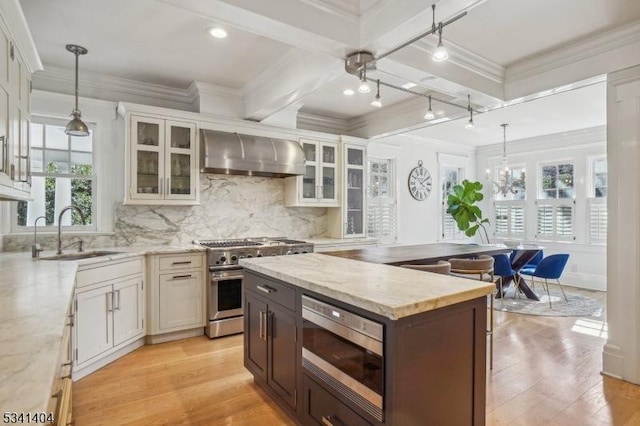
408;160;432;201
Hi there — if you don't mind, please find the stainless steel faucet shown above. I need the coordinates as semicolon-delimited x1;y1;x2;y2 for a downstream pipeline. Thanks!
31;215;46;258
57;206;86;255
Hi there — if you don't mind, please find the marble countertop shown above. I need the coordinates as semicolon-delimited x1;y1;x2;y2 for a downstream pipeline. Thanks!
241;253;494;320
0;245;206;413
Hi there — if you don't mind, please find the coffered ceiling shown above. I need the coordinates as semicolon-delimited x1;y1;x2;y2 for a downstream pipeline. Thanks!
18;0;640;144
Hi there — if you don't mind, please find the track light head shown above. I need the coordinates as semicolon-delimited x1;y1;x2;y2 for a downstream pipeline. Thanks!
432;23;449;62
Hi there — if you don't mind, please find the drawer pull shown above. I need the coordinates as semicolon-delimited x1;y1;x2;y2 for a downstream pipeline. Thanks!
321;415;344;426
172;274;192;280
172;261;192;265
256;285;275;294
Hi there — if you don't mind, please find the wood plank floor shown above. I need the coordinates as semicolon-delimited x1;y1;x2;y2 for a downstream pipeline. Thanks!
74;291;640;425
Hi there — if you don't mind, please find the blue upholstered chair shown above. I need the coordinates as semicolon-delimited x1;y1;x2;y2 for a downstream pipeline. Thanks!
520;254;570;308
493;254;521;299
518;250;544;276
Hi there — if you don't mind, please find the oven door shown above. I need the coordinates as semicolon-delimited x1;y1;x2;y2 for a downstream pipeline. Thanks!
209;267;244;320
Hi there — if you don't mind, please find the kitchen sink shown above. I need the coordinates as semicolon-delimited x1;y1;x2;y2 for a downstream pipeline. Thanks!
42;250;124;261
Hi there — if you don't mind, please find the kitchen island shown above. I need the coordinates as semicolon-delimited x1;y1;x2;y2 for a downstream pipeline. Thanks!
241;253;493;425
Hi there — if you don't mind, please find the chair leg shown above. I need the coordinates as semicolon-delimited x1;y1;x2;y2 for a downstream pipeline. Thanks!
544;278;552;308
556;279;569;302
512;275;521;299
498;277;505;306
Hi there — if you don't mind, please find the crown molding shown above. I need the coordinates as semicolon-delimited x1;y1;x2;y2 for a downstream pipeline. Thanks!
413;38;505;84
191;81;243;100
33;64;198;110
297;111;351;135
297;0;360;21
507;20;640;84
0;0;42;72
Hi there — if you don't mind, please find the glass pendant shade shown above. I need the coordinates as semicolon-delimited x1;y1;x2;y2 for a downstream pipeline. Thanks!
432;40;449;62
424;108;435;120
358;81;371;93
371;94;382;107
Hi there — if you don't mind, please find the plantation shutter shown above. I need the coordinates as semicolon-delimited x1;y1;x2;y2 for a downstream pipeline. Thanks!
494;204;508;236
589;199;607;242
537;204;553;237
510;205;525;235
556;205;573;236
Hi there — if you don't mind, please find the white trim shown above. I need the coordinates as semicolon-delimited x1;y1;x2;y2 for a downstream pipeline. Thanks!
0;0;42;72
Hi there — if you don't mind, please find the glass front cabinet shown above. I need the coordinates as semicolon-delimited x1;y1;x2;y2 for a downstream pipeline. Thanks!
327;141;367;238
127;114;198;205
284;138;339;207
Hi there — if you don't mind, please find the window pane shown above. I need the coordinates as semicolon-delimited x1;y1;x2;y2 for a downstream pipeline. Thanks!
542;166;557;190
30;123;43;148
71;133;92;152
44;149;69;173
45;125;69;150
71;178;93;225
594;159;607;174
71;152;93;172
558;188;574;198
30;148;43;173
542;189;555;199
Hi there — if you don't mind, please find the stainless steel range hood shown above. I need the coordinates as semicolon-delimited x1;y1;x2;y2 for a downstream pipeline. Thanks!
200;129;305;177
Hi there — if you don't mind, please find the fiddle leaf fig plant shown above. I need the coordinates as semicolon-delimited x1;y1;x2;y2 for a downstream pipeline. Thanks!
446;179;490;244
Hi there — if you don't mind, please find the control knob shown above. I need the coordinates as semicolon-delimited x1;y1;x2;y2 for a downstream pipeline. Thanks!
256;252;263;257
286;250;293;255
219;255;227;263
231;255;238;262
247;254;253;258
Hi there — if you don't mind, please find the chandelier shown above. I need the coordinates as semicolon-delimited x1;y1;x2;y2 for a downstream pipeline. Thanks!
489;124;523;197
344;4;478;127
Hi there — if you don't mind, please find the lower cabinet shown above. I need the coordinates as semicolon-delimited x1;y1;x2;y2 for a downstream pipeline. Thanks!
73;257;145;379
75;276;144;365
157;271;203;330
302;374;370;426
244;283;297;411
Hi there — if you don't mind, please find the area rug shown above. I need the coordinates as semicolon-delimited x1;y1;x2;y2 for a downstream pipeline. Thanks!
495;286;604;318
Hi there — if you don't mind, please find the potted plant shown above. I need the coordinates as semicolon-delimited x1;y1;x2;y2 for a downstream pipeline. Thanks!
446;179;491;244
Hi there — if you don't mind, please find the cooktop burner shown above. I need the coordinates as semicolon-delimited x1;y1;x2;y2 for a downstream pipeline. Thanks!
196;239;264;248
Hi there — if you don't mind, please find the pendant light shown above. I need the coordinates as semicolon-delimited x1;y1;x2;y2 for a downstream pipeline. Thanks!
464;94;475;129
432;23;449;62
424;95;435;120
65;44;90;137
371;80;382;107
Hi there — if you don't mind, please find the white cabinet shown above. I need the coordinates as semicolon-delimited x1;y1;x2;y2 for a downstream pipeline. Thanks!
0;6;38;201
284;138;339;207
73;257;145;380
327;142;367;238
119;102;199;205
147;252;206;343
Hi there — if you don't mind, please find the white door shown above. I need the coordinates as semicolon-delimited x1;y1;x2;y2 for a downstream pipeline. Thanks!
113;277;144;346
158;271;203;331
75;285;112;366
130;115;165;201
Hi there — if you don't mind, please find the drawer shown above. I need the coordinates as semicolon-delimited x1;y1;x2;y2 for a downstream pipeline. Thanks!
303;374;371;426
245;273;295;310
76;258;143;288
158;253;203;271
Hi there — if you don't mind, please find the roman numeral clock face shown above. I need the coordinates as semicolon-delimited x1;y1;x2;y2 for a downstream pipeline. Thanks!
408;161;432;201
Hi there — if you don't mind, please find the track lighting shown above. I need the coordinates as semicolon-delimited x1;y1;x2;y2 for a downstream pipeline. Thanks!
371;80;382;107
357;69;371;94
424;95;435;120
464;94;475;129
432;23;449;62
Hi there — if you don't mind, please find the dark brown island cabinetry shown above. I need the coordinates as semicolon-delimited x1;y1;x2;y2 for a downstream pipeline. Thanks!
244;270;487;426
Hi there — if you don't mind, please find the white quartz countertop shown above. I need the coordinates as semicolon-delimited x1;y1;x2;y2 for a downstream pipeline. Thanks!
241;253;494;320
0;245;206;413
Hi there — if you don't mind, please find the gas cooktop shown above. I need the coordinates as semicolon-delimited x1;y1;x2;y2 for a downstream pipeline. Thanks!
193;237;314;268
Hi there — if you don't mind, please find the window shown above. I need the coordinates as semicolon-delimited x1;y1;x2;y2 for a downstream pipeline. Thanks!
539;162;574;199
493;201;525;238
16;119;95;229
442;166;463;240
588;157;607;243
535;200;574;241
367;158;396;244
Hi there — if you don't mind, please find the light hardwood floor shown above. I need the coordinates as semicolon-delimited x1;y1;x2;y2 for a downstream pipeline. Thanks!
74;293;640;425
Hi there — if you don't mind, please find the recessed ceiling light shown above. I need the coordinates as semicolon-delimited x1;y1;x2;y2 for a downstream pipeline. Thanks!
401;82;417;89
208;27;228;39
343;89;355;96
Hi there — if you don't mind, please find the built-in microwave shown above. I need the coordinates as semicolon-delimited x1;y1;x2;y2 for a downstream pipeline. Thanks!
301;295;384;422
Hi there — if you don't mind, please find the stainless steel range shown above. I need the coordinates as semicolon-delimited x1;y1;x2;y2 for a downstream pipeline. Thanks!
193;237;314;338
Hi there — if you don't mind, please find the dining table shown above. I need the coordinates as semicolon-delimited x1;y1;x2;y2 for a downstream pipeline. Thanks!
496;245;545;301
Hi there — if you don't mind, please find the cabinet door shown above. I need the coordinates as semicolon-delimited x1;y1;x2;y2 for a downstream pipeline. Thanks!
319;142;337;203
158;270;203;331
165;120;197;201
244;292;268;381
113;277;145;347
267;303;298;409
75;285;112;366
0;86;10;186
130;115;164;200
301;141;318;201
344;145;366;237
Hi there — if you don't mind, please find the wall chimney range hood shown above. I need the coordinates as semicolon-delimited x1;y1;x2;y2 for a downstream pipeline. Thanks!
200;129;305;178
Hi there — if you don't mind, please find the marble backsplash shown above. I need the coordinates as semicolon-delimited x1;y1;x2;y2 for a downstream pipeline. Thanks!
2;175;327;251
114;174;327;246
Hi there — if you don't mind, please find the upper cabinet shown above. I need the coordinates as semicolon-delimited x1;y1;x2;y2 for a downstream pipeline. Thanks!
0;3;41;201
118;104;199;205
284;138;339;207
327;140;367;239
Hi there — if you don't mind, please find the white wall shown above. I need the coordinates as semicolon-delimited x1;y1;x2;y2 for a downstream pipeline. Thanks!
368;134;476;245
475;126;607;290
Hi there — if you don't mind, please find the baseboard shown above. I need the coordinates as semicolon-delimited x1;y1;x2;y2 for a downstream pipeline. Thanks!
602;343;624;380
560;272;606;291
145;327;204;344
73;338;145;381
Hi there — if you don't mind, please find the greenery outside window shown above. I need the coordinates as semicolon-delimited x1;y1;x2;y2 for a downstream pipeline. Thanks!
539;162;574;199
16;119;96;230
